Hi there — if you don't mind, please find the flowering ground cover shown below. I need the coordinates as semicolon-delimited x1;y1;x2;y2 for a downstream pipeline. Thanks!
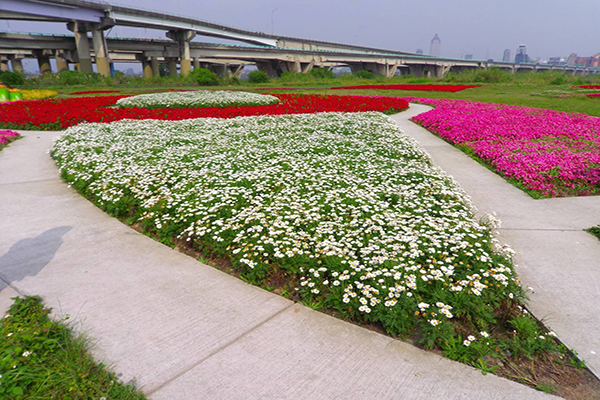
332;84;481;92
116;90;279;109
0;129;20;148
573;85;600;89
70;90;121;95
404;97;600;197
0;94;409;130
52;111;570;373
21;89;58;101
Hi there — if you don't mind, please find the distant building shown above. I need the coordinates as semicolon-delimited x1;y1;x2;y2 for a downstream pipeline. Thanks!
515;44;529;64
566;53;578;66
591;54;600;67
430;34;441;56
548;57;565;65
464;54;473;60
416;48;424;55
502;49;511;62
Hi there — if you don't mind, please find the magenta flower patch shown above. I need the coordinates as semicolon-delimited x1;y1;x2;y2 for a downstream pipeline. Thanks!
405;98;600;197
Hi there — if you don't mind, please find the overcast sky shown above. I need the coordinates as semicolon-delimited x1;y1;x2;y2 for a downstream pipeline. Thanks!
5;0;599;62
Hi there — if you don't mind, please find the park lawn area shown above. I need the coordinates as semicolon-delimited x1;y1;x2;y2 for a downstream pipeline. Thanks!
0;296;146;399
296;84;600;117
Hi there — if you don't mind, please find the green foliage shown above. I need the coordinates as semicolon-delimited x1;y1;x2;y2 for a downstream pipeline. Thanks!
585;225;600;240
309;67;335;80
189;68;220;86
353;70;377;80
443;68;512;84
158;63;169;77
247;70;270;84
0;296;146;399
0;71;26;86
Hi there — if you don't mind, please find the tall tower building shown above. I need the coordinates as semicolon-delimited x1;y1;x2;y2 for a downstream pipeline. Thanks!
515;44;529;64
430;34;441;56
502;49;511;62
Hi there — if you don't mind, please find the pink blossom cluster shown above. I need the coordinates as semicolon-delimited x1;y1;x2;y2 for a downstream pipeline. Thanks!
0;129;20;146
404;97;600;197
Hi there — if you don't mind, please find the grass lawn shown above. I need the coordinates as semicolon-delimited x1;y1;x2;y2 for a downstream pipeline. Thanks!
0;296;146;399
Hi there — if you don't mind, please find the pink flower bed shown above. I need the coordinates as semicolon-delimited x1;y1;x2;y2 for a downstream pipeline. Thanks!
0;129;20;146
573;85;600;89
405;97;600;197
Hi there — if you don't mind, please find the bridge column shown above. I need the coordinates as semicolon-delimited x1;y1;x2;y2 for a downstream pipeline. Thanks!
91;25;111;77
136;55;153;79
0;58;9;72
33;50;52;74
301;61;314;73
193;57;200;70
166;30;196;76
166;57;178;77
8;56;23;74
256;61;279;78
55;51;70;72
67;21;93;73
151;57;160;77
408;64;424;77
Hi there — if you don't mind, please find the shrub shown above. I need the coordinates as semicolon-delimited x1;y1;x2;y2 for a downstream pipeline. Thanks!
309;67;335;80
353;70;377;80
0;71;26;86
189;68;220;86
247;70;270;84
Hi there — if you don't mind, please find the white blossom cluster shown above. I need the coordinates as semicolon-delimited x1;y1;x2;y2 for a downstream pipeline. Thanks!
115;90;280;109
51;111;520;330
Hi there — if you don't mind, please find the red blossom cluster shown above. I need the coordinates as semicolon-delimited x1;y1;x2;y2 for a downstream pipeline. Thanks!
331;84;481;92
572;85;600;89
70;90;121;95
0;94;409;130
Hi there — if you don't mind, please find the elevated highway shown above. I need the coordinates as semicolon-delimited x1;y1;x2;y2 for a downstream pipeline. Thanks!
1;32;598;78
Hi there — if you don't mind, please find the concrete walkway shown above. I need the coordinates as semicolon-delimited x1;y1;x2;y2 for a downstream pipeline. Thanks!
390;104;600;379
0;108;574;399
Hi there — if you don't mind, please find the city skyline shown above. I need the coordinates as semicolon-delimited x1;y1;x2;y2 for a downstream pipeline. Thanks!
3;0;599;62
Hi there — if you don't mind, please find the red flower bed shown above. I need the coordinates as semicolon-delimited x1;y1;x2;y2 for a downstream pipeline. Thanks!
572;85;600;89
0;94;409;130
331;84;481;92
70;90;121;95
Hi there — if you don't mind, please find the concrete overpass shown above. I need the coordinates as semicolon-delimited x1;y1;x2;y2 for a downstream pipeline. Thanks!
1;32;598;79
0;0;423;76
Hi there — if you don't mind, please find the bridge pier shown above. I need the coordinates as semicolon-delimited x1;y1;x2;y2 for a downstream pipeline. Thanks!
0;57;9;72
137;55;153;79
66;22;94;74
91;25;111;77
256;60;279;78
33;50;52;74
166;30;196;76
193;57;200;70
8;56;23;74
167;57;178;77
55;52;70;73
151;57;160;77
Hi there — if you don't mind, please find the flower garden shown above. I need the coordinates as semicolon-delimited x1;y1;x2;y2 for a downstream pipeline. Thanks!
0;93;409;130
115;90;280;109
406;97;600;197
0;129;20;148
2;88;593;394
46;90;569;373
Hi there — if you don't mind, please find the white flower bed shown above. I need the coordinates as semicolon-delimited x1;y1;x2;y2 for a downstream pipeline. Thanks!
51;112;520;337
115;90;280;109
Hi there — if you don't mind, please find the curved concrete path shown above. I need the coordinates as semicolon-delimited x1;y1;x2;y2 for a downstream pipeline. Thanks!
390;104;600;380
0;108;571;399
